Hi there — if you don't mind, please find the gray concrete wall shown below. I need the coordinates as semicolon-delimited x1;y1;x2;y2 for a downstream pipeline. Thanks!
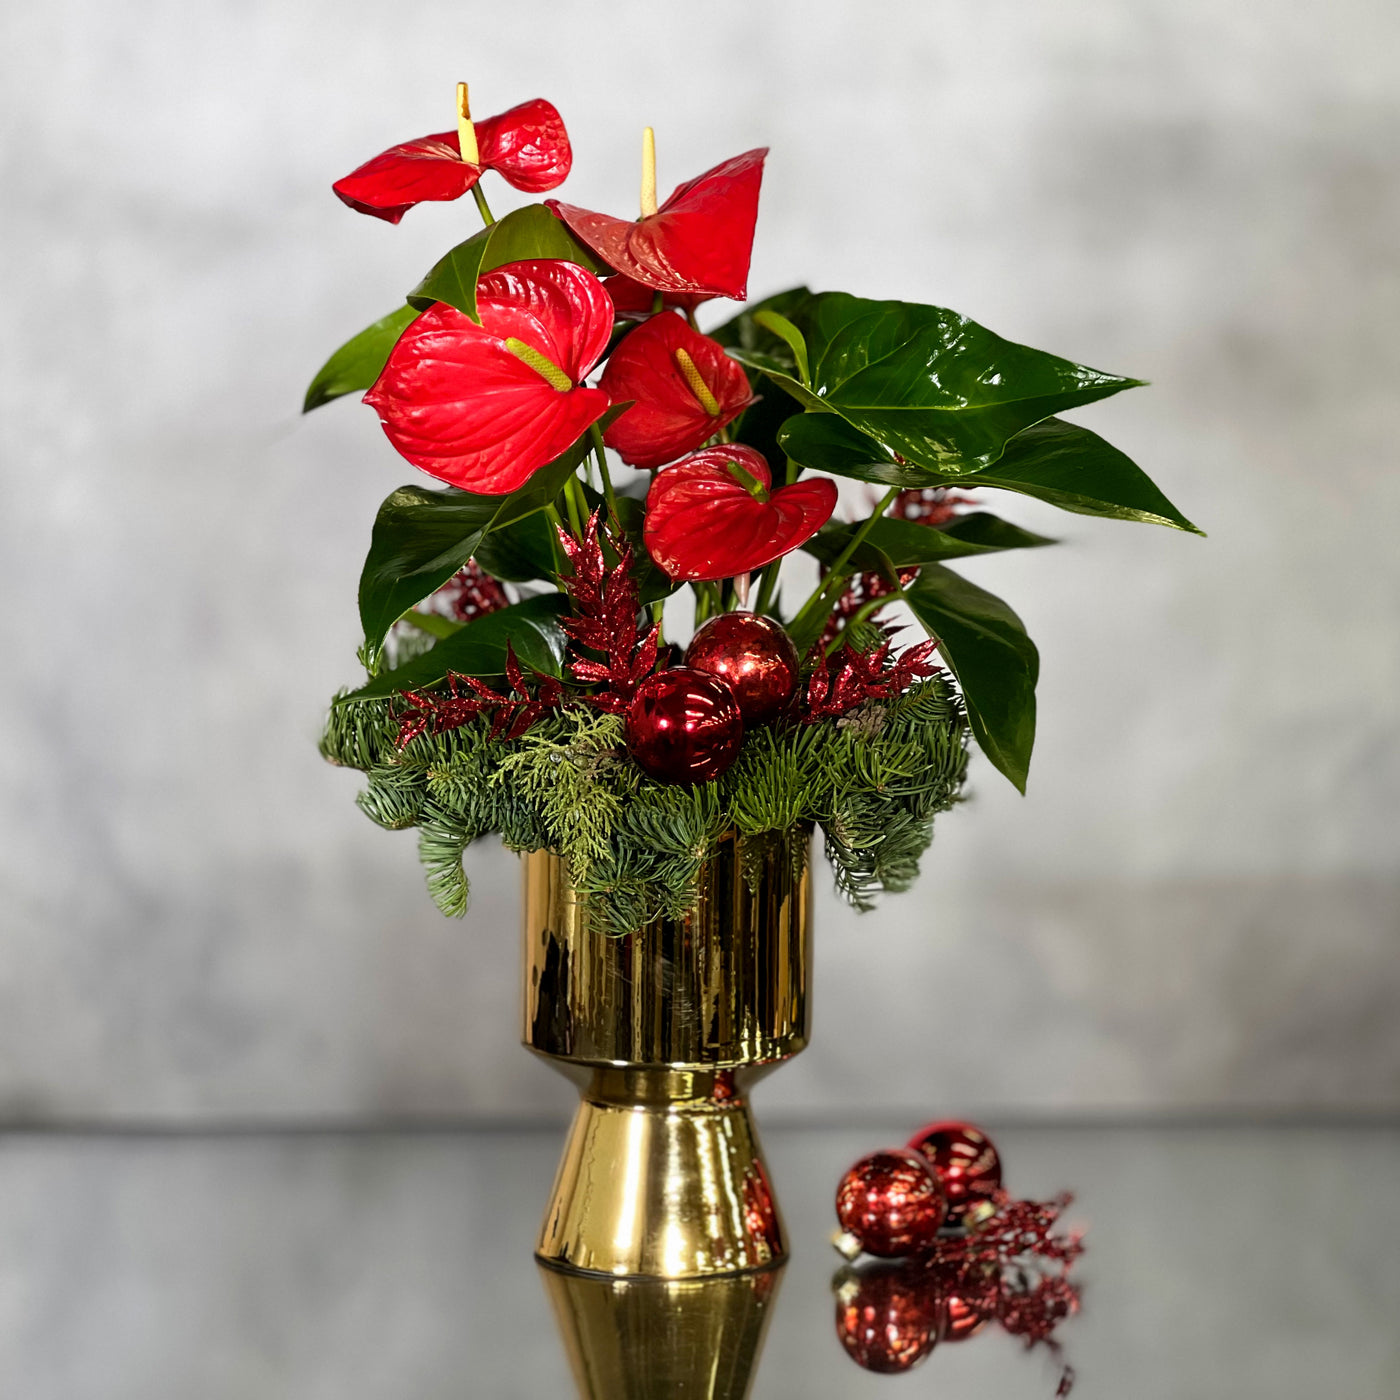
1;0;1396;1123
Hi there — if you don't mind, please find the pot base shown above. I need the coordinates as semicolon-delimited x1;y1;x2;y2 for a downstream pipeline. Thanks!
535;1066;785;1279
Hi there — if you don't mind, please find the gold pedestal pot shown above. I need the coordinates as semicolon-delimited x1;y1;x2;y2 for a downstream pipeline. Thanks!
522;832;811;1280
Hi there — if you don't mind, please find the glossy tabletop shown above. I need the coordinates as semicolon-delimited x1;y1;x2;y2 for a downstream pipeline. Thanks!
0;1123;1395;1398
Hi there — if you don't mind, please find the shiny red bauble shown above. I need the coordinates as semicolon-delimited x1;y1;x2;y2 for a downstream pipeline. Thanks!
835;1259;943;1374
624;668;743;784
684;613;800;725
835;1149;947;1258
907;1121;1003;1219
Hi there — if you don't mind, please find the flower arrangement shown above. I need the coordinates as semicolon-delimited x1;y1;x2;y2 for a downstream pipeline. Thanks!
312;84;1198;934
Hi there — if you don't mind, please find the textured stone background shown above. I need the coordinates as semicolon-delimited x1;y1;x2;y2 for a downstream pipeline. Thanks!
2;0;1396;1123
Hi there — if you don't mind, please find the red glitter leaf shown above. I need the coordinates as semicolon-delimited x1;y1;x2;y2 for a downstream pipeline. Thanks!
556;511;659;712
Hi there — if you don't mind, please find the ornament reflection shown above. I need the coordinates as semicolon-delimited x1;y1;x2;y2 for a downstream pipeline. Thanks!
832;1194;1084;1394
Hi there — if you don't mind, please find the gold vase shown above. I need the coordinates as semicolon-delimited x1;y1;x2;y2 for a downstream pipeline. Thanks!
522;831;811;1280
539;1262;783;1400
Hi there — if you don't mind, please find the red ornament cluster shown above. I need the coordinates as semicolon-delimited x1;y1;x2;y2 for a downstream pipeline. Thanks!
685;613;800;726
832;1121;1084;1391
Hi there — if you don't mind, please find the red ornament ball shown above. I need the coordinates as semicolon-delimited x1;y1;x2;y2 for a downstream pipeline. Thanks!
835;1149;947;1258
929;1261;999;1342
906;1121;1003;1219
684;612;800;725
834;1259;943;1374
625;668;743;784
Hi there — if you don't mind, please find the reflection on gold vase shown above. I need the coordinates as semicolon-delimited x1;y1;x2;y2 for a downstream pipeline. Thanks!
540;1259;784;1400
522;832;811;1279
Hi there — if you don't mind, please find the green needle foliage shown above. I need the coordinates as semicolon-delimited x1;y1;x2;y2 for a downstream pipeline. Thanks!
320;679;969;935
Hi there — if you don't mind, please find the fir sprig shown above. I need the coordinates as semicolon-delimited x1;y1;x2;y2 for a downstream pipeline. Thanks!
320;676;968;935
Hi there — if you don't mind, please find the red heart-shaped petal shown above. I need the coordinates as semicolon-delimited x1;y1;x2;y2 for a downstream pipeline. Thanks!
475;98;572;193
334;132;478;223
364;259;612;494
333;99;573;222
644;445;837;581
600;314;754;469
549;148;766;299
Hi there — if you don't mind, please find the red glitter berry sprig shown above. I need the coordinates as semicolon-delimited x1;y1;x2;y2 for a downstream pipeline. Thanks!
394;647;563;748
556;511;660;714
803;636;941;722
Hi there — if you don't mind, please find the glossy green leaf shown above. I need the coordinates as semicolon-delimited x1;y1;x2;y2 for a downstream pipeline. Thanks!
963;418;1204;534
905;565;1039;793
303;304;417;412
780;412;938;486
781;412;1200;534
408;203;609;321
357;407;625;655
751;309;810;386
803;512;1055;572
472;512;557;583
340;595;568;702
765;291;1143;474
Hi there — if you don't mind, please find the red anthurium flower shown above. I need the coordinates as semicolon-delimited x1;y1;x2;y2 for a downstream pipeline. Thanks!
600;314;755;469
334;98;572;223
605;273;711;319
364;259;612;494
549;148;767;299
644;446;837;581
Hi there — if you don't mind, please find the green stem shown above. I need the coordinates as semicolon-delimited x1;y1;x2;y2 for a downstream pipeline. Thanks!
471;184;496;226
563;477;588;537
754;559;781;616
543;502;569;576
589;424;619;521
788;486;900;641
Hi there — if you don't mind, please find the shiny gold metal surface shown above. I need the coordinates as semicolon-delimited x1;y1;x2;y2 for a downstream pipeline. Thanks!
540;1259;783;1400
523;832;811;1280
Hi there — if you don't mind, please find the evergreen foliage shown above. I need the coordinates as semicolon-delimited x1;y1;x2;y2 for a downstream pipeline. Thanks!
320;678;968;934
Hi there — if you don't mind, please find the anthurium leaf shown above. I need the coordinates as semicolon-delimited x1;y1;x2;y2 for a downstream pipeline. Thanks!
804;512;1055;572
751;309;810;385
303;304;417;412
777;291;1143;474
357;408;625;655
905;565;1039;793
779;412;931;486
472;511;557;583
964;418;1204;534
935;512;1058;552
408;203;609;321
340;595;568;702
781;412;1199;534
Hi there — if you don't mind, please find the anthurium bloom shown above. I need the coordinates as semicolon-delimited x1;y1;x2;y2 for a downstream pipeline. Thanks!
364;258;612;494
334;99;572;223
549;148;766;299
600;314;755;469
644;446;837;581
